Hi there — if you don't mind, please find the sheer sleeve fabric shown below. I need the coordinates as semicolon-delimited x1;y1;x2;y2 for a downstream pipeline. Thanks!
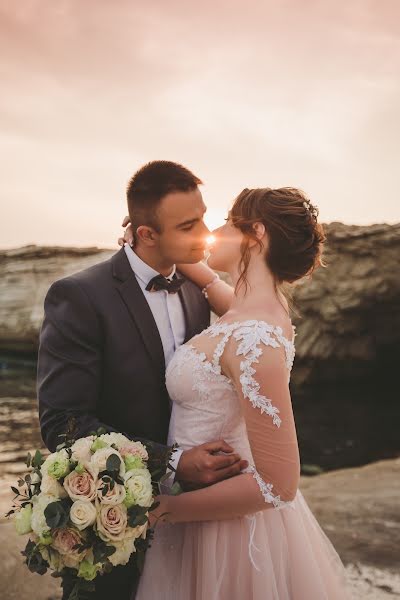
223;331;300;508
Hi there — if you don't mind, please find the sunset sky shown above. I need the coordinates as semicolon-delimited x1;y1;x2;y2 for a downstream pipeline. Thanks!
1;0;399;248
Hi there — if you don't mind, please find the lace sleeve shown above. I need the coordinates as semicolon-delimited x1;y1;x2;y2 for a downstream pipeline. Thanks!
226;323;300;508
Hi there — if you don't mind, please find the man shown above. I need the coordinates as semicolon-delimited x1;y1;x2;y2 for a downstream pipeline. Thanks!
38;160;247;599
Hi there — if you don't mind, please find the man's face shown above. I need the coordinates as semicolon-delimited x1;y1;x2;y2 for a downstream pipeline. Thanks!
155;188;210;264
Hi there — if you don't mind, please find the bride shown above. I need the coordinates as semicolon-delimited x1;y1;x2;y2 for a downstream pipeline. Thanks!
133;186;349;599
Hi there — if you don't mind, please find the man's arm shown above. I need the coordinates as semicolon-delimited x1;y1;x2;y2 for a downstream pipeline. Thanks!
37;277;115;451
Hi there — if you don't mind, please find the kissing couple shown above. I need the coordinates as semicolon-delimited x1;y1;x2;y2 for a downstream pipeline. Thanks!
38;160;349;599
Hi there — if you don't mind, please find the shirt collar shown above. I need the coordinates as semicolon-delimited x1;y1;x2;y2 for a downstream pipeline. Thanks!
124;244;176;286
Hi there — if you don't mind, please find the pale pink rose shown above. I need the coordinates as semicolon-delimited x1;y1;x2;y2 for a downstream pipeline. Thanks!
96;479;126;505
64;469;97;502
52;527;86;568
96;503;128;542
119;442;148;461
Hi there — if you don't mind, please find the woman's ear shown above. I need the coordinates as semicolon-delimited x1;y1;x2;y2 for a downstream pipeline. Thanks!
136;225;157;246
252;221;266;240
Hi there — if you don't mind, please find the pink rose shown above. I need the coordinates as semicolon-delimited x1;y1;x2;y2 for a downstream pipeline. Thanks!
119;442;148;461
52;527;85;568
64;469;97;502
97;503;127;542
96;479;126;505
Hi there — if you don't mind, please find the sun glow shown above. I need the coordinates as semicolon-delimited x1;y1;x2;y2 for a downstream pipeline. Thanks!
206;235;216;246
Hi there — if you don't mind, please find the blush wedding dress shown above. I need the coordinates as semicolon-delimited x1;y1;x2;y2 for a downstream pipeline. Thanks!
135;319;349;599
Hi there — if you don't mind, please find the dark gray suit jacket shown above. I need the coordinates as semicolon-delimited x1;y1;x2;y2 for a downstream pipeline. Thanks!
37;247;210;599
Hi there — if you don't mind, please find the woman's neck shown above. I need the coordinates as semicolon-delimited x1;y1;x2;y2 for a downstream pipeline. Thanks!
227;260;281;314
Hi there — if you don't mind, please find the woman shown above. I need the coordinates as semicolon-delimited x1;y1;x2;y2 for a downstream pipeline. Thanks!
133;187;349;599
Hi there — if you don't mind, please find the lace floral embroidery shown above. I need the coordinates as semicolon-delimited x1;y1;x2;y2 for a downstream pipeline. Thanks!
248;466;295;510
171;345;233;401
206;320;295;428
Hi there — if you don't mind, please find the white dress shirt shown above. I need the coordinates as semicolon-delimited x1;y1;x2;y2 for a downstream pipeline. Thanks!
124;244;183;486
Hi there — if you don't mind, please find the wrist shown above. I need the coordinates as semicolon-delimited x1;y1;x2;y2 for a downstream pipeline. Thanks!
202;274;221;299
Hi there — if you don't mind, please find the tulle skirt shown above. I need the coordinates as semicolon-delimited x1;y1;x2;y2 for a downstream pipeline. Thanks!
135;491;349;599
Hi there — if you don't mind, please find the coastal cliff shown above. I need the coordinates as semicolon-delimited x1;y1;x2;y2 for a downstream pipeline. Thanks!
0;222;399;470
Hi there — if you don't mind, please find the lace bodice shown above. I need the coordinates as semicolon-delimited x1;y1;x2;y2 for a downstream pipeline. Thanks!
166;319;299;510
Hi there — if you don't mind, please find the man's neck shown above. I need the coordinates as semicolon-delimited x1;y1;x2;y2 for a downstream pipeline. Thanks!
131;245;175;277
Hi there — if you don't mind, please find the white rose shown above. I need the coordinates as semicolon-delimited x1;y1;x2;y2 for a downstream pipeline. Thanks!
124;469;153;508
71;436;94;465
70;500;97;531
30;493;56;537
90;447;125;477
99;432;131;448
40;472;68;499
97;480;126;505
108;537;136;567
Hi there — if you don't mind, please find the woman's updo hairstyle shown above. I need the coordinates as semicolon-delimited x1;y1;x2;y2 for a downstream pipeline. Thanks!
230;187;325;292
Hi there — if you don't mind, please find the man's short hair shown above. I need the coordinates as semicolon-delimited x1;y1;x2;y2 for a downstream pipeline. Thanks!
126;160;202;235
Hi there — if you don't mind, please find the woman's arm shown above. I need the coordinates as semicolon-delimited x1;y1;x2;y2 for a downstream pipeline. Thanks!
176;262;234;317
152;326;300;524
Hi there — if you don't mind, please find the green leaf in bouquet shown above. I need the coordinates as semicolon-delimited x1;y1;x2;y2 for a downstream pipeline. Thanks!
44;499;70;529
92;539;116;565
106;454;121;474
96;426;107;436
18;477;25;487
127;505;149;528
11;486;20;496
26;452;32;468
21;539;49;576
131;513;148;527
32;450;44;468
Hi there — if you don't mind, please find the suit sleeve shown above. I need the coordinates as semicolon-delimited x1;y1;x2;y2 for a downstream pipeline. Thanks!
37;277;113;451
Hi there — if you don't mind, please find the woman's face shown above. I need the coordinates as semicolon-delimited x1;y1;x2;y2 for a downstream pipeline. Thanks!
206;214;244;273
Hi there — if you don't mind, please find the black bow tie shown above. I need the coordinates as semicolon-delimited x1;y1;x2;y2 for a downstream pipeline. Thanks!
146;274;186;294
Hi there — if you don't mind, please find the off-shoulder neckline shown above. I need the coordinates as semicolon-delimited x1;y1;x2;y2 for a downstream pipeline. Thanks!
208;318;296;346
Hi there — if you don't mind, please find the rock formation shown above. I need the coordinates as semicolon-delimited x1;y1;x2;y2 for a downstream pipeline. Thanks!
0;222;399;469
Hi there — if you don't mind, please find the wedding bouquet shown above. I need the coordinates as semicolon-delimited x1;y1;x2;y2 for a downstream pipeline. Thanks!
7;427;173;599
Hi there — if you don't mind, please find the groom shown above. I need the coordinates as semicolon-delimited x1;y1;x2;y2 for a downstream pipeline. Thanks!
38;160;247;600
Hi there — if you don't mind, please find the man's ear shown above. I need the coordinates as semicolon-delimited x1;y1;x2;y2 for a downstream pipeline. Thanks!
136;225;158;246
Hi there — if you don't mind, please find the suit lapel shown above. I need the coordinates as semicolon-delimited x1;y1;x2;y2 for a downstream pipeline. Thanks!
112;249;165;375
